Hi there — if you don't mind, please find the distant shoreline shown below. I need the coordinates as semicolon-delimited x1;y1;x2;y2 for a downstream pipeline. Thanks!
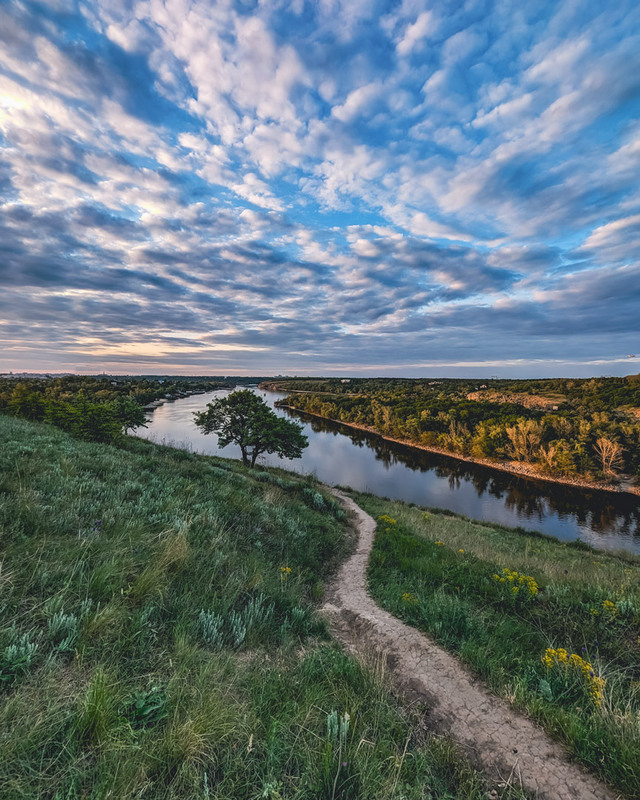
275;403;640;499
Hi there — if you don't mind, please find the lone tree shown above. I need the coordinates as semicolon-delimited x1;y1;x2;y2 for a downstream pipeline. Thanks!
194;389;308;468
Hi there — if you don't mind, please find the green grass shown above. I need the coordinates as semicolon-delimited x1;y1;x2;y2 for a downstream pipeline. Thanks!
0;416;527;800
353;491;640;798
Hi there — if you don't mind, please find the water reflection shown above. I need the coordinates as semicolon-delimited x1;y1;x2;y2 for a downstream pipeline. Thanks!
278;407;640;550
138;389;640;553
294;408;637;522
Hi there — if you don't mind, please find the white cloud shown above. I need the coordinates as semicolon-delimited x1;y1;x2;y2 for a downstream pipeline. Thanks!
580;214;640;263
396;11;435;57
473;92;534;129
350;238;380;257
525;37;590;85
231;172;284;211
331;81;384;123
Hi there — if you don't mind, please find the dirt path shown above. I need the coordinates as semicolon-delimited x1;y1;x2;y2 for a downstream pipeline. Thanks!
323;490;620;800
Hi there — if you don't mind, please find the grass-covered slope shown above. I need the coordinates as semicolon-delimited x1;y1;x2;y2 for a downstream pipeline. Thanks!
0;416;519;800
355;491;640;797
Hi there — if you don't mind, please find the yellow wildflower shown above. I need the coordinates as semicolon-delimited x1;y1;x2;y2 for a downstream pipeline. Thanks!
493;568;538;598
542;647;605;707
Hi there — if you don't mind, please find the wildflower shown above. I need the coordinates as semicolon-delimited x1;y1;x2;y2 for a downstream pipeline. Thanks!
434;540;445;546
280;566;292;582
458;548;464;554
542;647;606;707
401;592;418;605
378;514;396;525
492;568;538;598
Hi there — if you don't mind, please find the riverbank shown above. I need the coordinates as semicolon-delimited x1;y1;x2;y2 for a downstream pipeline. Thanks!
276;403;640;498
142;387;216;410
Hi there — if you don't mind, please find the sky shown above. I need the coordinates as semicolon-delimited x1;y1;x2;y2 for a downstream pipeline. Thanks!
1;0;639;378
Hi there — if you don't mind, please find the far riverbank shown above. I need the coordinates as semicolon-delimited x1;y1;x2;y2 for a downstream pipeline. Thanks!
275;403;640;499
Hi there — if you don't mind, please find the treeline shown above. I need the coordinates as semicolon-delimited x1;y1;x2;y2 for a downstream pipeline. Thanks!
271;375;640;411
276;376;640;483
0;375;224;443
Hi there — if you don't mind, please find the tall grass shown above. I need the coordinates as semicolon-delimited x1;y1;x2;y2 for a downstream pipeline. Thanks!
0;416;525;799
354;491;640;797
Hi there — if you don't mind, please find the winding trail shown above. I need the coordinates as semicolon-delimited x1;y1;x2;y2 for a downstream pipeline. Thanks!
323;490;619;800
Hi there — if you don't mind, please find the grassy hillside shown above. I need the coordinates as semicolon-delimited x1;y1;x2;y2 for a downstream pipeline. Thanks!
0;416;522;800
355;492;640;797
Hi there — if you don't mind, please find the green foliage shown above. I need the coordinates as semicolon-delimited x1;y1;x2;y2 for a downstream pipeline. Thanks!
0;633;39;687
0;375;226;443
274;375;640;481
109;394;149;433
194;389;308;467
124;686;168;729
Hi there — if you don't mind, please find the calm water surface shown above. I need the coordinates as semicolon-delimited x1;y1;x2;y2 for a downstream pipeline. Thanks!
136;388;640;554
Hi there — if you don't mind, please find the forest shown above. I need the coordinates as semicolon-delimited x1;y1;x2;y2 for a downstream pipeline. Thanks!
0;375;226;442
271;376;640;484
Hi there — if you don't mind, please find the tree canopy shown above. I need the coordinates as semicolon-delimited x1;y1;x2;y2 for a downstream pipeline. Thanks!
275;376;640;481
194;390;308;467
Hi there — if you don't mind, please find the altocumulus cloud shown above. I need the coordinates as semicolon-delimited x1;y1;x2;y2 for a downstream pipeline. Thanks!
1;0;639;376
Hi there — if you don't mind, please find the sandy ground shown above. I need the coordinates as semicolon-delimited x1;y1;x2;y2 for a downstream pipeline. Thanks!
323;490;621;800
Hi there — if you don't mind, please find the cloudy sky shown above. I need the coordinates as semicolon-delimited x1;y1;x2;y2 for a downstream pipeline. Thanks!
1;0;639;377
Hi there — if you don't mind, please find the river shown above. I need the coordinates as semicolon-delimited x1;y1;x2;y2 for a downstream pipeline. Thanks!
135;387;640;554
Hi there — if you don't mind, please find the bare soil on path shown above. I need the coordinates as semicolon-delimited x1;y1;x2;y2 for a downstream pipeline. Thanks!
323;490;620;800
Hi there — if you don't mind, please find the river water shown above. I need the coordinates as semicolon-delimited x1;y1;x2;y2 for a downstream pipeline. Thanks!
136;388;640;554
